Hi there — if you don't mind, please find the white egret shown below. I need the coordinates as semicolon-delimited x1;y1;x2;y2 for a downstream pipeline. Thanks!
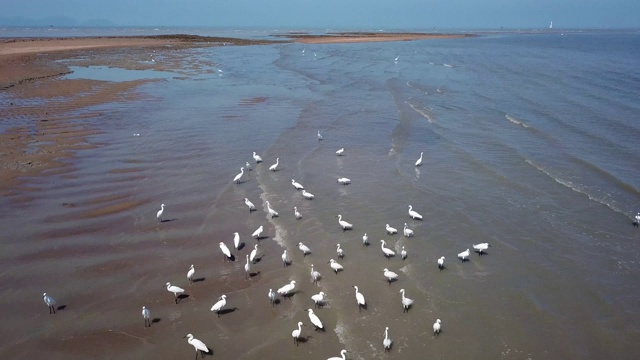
219;242;232;261
291;179;304;190
433;319;442;335
401;246;407;260
292;321;305;345
383;268;399;283
250;244;259;263
383;327;392;352
310;264;322;284
244;198;256;212
294;207;302;220
282;249;290;267
317;130;323;140
265;201;279;218
311;291;325;308
328;259;343;274
394;55;400;62
337;214;353;230
253;151;262;163
634;212;640;227
307;308;324;330
277;280;296;297
233;167;244;184
166;282;185;304
415;152;423;166
336;148;344;156
298;242;311;256
142;306;151;327
385;224;398;235
336;244;344;258
233;232;240;249
184;333;209;359
156;203;165;223
380;240;396;259
252;225;264;239
337;177;351;185
43;293;56;314
399;289;414;312
210;294;227;317
353;286;366;311
245;161;252;171
437;256;445;270
328;349;348;360
269;157;280;171
187;265;195;284
473;243;491;254
408;205;423;220
403;223;413;237
268;288;276;306
244;255;251;279
458;249;470;262
302;190;315;200
362;233;369;246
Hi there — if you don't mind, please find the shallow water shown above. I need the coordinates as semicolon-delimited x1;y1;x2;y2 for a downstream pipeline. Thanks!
1;31;640;359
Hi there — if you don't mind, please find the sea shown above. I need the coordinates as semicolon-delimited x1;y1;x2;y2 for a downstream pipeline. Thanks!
1;27;639;359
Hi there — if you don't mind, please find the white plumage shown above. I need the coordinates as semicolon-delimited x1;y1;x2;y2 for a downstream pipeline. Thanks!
252;151;262;163
311;291;325;308
244;198;256;212
142;306;151;327
156;203;165;223
380;240;396;258
328;349;348;360
336;148;344;156
385;224;398;234
298;242;311;256
269;157;280;171
310;264;322;284
233;232;240;249
166;282;185;303
291;179;304;190
265;201;279;218
383;268;399;283
292;321;304;345
415;152;423;166
268;288;276;306
437;256;445;269
233;167;244;184
353;286;366;308
336;243;344;258
307;308;324;330
277;280;296;296
328;259;344;274
337;177;351;185
399;289;414;312
244;255;251;279
337;214;353;230
219;242;232;260
362;233;369;246
184;334;209;357
403;223;413;237
210;294;227;315
187;264;195;284
282;249;290;267
408;205;423;220
383;327;392;352
458;248;470;261
473;242;491;254
401;246;407;260
317;130;323;140
294;206;302;220
250;244;259;263
433;319;442;335
252;225;263;239
301;190;315;200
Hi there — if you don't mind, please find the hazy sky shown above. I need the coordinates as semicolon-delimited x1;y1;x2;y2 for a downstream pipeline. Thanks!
3;0;639;28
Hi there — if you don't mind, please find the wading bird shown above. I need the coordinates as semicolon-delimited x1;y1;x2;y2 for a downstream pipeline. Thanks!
408;205;423;220
415;152;423;166
353;286;366;311
337;214;353;230
187;265;195;284
437;256;445;270
310;264;322;284
210;295;227;317
383;327;392;352
292;321;305;346
292;179;304;190
294;207;302;220
252;225;263;239
244;198;256;212
184;333;208;359
399;289;414;312
383;268;399;283
250;244;259;263
328;259;344;274
336;148;344;156
311;292;325;308
219;242;232;261
433;319;442;336
253;151;262;163
166;282;185;304
298;242;311;256
265;201;279;218
473;243;491;254
277;280;296;297
156;203;165;222
328;349;348;360
142;306;151;327
43;293;56;314
403;223;413;237
233;232;240;249
458;249;470;262
386;224;398;235
307;308;324;330
233;167;244;184
269;157;280;171
302;190;315;200
380;240;395;259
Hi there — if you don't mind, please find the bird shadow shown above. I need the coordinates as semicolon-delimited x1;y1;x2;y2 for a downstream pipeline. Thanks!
282;290;300;300
160;218;178;223
177;294;190;303
193;277;206;283
249;271;261;279
475;251;489;256
438;266;447;271
227;255;236;262
283;260;292;267
459;258;470;263
56;305;67;311
256;236;269;241
238;179;250;184
253;255;264;264
273;299;282;305
152;318;161;324
238;243;246;251
218;307;238;316
358;303;368;311
296;336;310;344
313;326;326;332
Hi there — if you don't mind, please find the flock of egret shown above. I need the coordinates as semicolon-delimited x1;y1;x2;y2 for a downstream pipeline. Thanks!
42;130;495;359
